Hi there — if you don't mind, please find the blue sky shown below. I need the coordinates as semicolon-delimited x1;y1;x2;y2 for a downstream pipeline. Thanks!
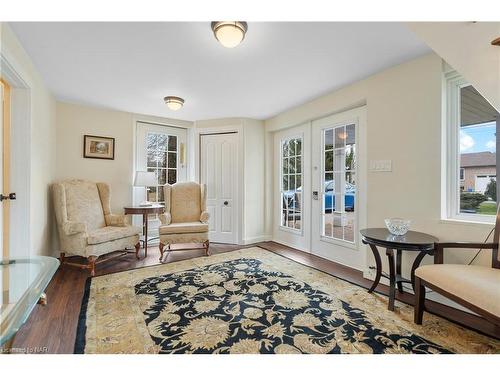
460;121;496;154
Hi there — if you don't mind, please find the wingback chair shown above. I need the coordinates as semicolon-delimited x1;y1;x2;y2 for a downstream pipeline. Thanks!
53;179;142;276
158;182;210;261
414;205;500;330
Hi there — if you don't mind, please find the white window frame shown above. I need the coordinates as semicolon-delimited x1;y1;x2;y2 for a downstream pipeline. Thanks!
279;135;304;234
134;121;188;235
320;122;357;245
444;71;495;224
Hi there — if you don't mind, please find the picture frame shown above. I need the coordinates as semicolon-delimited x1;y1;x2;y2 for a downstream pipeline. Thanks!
83;135;115;160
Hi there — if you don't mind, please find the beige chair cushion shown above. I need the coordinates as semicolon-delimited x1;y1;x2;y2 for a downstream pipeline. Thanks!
159;222;208;235
416;264;500;317
63;180;106;231
87;225;142;245
169;182;202;223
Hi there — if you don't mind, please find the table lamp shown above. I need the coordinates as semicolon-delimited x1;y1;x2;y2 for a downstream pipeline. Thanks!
134;171;157;206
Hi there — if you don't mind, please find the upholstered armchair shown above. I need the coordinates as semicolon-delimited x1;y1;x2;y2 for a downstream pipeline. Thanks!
158;182;210;261
53;179;142;276
414;205;500;329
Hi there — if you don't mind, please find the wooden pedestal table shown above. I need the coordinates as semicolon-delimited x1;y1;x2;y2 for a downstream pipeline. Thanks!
360;228;438;311
124;204;165;258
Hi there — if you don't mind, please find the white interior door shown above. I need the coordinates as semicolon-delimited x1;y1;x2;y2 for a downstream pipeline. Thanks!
310;107;367;270
200;133;238;244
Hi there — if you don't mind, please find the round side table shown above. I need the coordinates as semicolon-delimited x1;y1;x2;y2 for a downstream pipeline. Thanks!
360;228;438;311
124;204;165;258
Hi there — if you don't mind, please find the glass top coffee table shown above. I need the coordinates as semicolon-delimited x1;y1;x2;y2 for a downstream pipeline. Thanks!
0;256;59;352
360;228;438;311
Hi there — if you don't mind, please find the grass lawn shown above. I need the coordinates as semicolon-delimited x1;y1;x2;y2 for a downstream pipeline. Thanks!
478;201;497;215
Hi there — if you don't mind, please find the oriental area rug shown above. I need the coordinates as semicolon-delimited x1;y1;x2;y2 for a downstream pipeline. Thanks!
74;247;500;354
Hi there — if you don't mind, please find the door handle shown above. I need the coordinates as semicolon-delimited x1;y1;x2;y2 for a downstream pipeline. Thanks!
0;193;16;201
223;201;229;206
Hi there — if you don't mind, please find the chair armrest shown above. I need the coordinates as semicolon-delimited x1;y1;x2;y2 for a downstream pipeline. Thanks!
200;211;210;224
434;242;496;264
62;221;87;235
105;214;129;227
436;242;496;249
159;212;172;225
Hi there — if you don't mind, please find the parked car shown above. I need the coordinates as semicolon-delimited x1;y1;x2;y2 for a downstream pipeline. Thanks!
282;179;355;219
324;179;355;212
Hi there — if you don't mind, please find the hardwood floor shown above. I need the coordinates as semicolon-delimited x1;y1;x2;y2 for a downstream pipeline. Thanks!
11;241;499;353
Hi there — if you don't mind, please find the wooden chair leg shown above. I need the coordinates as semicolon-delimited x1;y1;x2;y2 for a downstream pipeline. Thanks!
59;252;66;267
159;242;165;262
134;242;141;260
414;276;426;324
204;240;210;256
88;256;97;277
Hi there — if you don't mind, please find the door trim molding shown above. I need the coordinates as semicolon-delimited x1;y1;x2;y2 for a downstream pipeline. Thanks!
196;127;243;245
0;52;32;258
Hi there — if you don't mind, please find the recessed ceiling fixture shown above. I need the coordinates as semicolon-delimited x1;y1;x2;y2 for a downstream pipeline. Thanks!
211;21;248;48
164;96;184;111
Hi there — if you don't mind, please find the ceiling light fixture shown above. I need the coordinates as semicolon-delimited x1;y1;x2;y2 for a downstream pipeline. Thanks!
164;96;184;111
211;21;248;48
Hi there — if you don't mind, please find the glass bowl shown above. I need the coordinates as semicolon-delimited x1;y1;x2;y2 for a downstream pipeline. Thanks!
384;218;411;236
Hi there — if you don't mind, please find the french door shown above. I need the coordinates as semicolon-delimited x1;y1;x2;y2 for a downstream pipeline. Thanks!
200;133;239;244
1;79;11;261
135;122;187;236
310;107;366;269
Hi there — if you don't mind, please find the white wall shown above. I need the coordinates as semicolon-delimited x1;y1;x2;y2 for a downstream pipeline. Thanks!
56;102;134;213
408;22;500;110
1;23;57;257
265;53;495;282
56;102;193;214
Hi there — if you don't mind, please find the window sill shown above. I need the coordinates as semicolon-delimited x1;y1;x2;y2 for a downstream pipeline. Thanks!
439;218;495;227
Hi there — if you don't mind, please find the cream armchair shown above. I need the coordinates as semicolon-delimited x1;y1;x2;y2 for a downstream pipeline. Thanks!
53;179;142;276
414;205;500;328
158;182;210;261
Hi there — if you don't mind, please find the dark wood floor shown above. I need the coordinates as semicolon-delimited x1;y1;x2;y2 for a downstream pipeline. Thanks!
11;241;499;353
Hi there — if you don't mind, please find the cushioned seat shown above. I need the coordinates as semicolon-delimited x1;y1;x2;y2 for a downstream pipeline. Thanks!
87;225;142;245
416;264;500;317
53;179;141;276
158;182;210;261
159;222;208;235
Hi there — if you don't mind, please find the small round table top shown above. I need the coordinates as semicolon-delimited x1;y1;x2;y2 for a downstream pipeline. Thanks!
360;228;438;251
124;204;165;214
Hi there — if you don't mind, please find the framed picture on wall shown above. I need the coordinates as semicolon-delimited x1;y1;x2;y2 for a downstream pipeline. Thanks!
83;135;115;160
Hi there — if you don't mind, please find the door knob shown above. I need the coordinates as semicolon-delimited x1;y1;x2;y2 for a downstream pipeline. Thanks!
0;193;16;201
223;201;229;206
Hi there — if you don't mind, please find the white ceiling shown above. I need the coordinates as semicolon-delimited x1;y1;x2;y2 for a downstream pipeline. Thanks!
9;22;431;121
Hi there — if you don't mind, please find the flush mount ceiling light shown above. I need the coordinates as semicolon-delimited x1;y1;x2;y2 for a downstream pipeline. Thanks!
164;96;184;111
211;21;248;48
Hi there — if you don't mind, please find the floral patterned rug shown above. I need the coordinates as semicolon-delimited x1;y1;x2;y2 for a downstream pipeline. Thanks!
75;247;500;354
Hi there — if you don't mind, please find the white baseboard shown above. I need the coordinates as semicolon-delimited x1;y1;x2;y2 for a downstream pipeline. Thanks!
242;235;272;245
270;238;310;253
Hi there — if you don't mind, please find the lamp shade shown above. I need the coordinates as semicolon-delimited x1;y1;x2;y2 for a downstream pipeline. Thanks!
134;171;156;187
